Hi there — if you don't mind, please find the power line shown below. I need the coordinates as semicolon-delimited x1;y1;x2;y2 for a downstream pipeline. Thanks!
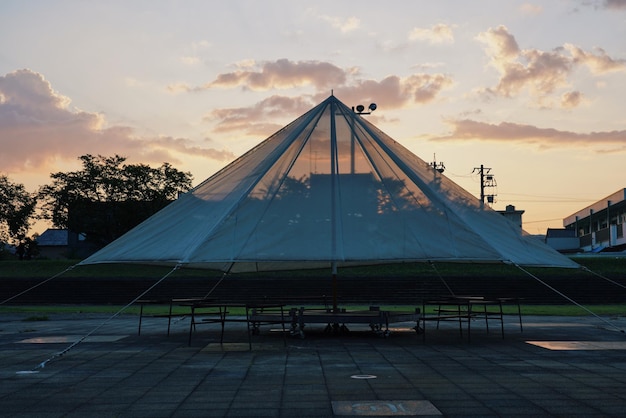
499;199;591;203
446;170;474;178
499;192;595;202
497;193;594;204
524;218;564;224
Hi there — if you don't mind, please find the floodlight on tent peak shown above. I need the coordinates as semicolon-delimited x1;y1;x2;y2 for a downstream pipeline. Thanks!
352;103;377;115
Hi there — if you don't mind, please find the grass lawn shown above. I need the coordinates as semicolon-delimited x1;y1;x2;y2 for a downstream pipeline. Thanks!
1;257;624;317
2;256;626;279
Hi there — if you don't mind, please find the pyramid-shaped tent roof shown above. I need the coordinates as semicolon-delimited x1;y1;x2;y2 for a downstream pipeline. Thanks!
81;95;578;271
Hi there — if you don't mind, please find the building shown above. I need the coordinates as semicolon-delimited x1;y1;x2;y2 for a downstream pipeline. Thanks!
562;188;626;252
497;205;525;231
545;228;580;253
37;229;92;259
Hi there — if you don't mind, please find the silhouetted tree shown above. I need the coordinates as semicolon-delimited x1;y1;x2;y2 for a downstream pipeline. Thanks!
0;174;36;245
38;154;193;246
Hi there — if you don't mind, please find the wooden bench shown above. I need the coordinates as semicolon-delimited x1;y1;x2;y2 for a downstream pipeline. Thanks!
291;306;421;338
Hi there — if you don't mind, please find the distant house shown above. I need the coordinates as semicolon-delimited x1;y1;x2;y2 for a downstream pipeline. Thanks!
0;242;16;259
37;229;90;259
545;228;580;253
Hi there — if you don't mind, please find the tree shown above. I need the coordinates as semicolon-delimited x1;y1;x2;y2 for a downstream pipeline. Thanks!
38;154;193;245
0;174;36;244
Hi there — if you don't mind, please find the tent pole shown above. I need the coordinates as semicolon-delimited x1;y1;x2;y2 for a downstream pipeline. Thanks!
331;261;338;312
330;99;339;314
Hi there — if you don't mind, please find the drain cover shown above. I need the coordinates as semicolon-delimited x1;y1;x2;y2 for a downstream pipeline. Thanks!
332;400;441;416
18;335;127;344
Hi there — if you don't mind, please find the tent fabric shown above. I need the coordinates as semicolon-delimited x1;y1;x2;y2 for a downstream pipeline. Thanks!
80;95;578;271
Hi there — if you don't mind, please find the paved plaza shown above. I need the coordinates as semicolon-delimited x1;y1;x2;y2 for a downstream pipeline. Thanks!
1;311;626;417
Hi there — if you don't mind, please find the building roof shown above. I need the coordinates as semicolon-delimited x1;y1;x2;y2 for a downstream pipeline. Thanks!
546;228;577;238
563;188;626;226
37;229;69;246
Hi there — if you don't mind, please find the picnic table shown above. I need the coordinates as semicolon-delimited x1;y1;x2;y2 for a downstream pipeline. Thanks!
137;298;423;347
182;300;289;348
421;296;523;341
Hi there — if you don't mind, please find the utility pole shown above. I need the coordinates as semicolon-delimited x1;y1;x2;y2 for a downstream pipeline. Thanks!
430;154;445;173
472;164;497;207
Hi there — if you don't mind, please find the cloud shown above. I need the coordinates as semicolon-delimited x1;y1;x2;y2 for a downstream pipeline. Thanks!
475;25;625;107
476;25;521;65
150;136;236;160
561;91;584;108
604;0;626;10
318;14;360;33
170;59;349;92
166;82;193;93
180;56;201;66
564;44;626;74
166;57;453;137
306;9;360;33
328;73;454;109
177;40;212;66
198;69;453;137
408;23;455;44
432;118;626;150
0;69;234;174
578;0;626;11
519;3;543;15
169;59;453;111
203;95;314;135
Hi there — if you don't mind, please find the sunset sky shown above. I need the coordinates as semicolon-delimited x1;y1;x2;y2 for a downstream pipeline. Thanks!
1;0;625;235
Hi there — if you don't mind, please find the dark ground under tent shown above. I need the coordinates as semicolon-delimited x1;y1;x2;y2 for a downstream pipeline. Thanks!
2;269;626;306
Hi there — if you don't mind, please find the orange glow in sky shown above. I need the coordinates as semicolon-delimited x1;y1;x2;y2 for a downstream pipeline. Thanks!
1;1;625;236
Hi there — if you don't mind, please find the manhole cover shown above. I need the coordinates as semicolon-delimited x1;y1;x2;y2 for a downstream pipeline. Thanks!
350;374;377;379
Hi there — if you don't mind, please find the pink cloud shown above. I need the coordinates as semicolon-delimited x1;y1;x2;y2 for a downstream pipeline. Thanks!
564;44;626;74
409;23;455;44
327;74;453;108
476;26;625;107
204;95;314;135
605;0;626;10
200;71;453;137
174;59;348;92
0;69;234;174
432;118;626;149
561;91;583;109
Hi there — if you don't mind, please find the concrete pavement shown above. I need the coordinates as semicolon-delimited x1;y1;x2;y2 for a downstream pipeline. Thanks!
1;311;626;417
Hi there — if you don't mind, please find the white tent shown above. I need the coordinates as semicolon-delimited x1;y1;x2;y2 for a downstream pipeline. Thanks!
81;95;578;272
